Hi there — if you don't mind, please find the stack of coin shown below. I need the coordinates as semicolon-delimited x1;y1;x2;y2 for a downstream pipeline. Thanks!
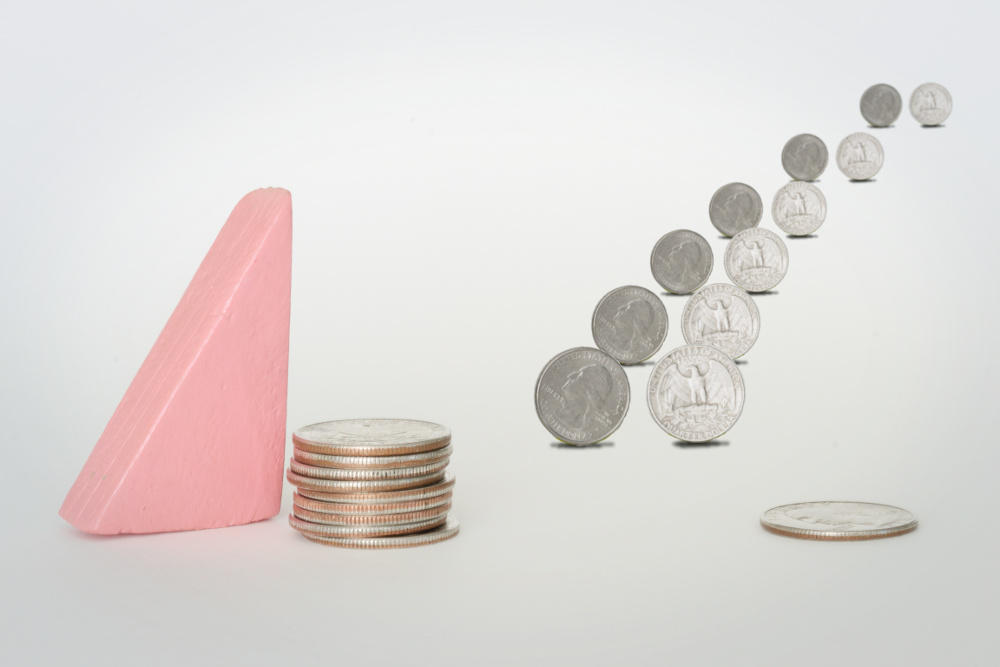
286;419;459;548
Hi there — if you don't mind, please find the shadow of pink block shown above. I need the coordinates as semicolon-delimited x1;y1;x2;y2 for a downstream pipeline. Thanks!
60;188;293;534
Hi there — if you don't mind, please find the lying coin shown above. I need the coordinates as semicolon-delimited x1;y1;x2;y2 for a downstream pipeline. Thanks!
836;132;884;181
650;229;714;294
709;183;762;237
292;444;452;470
289;457;449;481
909;82;951;126
293;501;451;526
289;513;447;537
771;182;827;236
681;284;759;359
286;468;445;493
293;419;450;457
534;347;630;445
760;501;917;541
647;345;745;442
592;285;668;365
297;471;456;504
860;83;902;127
293;491;453;516
781;134;828;181
302;515;460;549
724;228;788;293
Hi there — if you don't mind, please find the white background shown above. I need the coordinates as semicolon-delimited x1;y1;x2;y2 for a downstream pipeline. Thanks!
3;2;999;664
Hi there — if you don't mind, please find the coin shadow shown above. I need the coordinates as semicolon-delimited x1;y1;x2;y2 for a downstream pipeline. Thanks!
673;440;729;448
848;179;877;183
785;234;817;240
920;124;945;129
550;441;615;450
750;290;778;296
866;124;895;129
734;360;748;365
787;179;821;183
660;291;690;298
626;360;656;367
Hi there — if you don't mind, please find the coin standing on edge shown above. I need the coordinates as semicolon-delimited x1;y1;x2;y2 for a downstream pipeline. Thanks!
724;228;788;293
910;82;951;126
303;515;460;549
535;347;630;446
592;285;668;365
771;182;827;236
650;230;714;294
647;345;745;442
836;132;884;181
760;501;918;541
709;183;763;237
681;284;760;359
860;83;903;127
293;419;451;457
781;134;828;182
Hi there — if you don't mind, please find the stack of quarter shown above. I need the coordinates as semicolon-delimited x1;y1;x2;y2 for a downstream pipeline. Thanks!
286;419;459;548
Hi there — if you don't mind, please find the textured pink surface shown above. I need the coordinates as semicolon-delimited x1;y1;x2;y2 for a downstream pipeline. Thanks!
60;189;292;534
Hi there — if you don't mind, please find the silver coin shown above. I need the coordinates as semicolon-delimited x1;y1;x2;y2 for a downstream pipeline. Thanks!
297;471;455;504
286;468;446;493
647;344;745;442
681;284;759;359
709;183;763;237
771;182;827;236
293;419;450;457
292;501;451;526
760;501;917;541
534;347;630;446
860;83;902;127
291;443;452;470
289;512;447;537
293;491;453;516
289;457;449;481
591;285;668;365
836;132;884;181
781;134;828;181
909;82;951;126
302;515;460;549
650;229;714;294
724;228;788;293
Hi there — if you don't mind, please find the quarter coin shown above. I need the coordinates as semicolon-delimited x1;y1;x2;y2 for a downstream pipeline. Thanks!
909;83;951;126
592;285;668;365
781;134;828;181
771;182;827;236
724;228;788;293
292;491;453;515
760;501;917;541
647;345;745;442
650;229;714;294
286;468;446;493
292;502;451;526
860;84;903;127
288;457;449;481
302;515;460;549
289;513;447;537
709;183;763;237
292;444;452;469
293;419;450;457
297;471;456;504
836;132;884;181
534;347;630;446
681;284;759;359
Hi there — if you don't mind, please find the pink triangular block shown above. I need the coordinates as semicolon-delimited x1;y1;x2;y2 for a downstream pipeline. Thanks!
60;188;292;534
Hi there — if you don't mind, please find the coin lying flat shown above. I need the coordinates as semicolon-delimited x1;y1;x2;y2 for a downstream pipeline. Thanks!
647;345;745;442
724;228;788;293
289;513;447;537
836;132;884;181
760;501;917;541
681;284;759;359
297;471;456;504
293;419;450;457
289;457;449;481
292;502;452;526
772;182;827;236
293;491;453;516
650;230;714;294
781;134;828;181
860;83;902;127
910;82;951;126
302;515;460;549
592;285;668;365
709;183;762;237
286;468;446;493
535;347;630;446
292;444;452;470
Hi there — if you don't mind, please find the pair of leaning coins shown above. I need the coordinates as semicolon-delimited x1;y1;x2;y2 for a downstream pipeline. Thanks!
287;419;459;548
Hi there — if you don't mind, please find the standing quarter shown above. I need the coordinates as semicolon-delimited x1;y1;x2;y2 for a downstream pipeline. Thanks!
781;134;828;181
860;84;903;127
836;132;884;181
681;284;759;359
709;183;763;237
771;182;827;236
724;228;788;293
592;285;668;365
650;230;714;294
909;82;952;126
